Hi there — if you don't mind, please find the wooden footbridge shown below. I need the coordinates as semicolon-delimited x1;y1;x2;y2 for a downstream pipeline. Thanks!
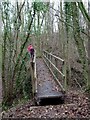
30;50;66;105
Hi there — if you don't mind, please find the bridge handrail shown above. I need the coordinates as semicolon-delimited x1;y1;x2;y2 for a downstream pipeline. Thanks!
43;50;64;63
43;54;65;77
42;50;66;91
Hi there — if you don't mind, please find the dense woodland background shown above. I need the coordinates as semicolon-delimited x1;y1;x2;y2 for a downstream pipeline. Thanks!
0;0;90;110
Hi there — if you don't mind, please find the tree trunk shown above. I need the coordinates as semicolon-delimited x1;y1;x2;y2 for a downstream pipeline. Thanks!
72;2;88;87
88;1;90;88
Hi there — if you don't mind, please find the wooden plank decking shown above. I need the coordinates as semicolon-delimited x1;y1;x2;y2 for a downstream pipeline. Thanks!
35;58;65;105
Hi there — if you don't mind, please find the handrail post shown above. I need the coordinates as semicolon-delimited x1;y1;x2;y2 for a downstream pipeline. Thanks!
30;62;34;97
30;50;37;97
50;54;52;68
63;61;67;91
48;54;50;67
33;50;37;94
55;58;58;78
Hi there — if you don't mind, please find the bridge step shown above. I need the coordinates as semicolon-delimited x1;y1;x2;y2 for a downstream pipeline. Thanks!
35;93;65;106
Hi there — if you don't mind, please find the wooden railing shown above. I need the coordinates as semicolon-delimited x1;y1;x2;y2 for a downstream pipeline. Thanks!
30;50;37;96
42;50;66;92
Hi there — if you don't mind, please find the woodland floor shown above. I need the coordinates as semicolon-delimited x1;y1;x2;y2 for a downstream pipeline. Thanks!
1;59;90;119
2;90;90;118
